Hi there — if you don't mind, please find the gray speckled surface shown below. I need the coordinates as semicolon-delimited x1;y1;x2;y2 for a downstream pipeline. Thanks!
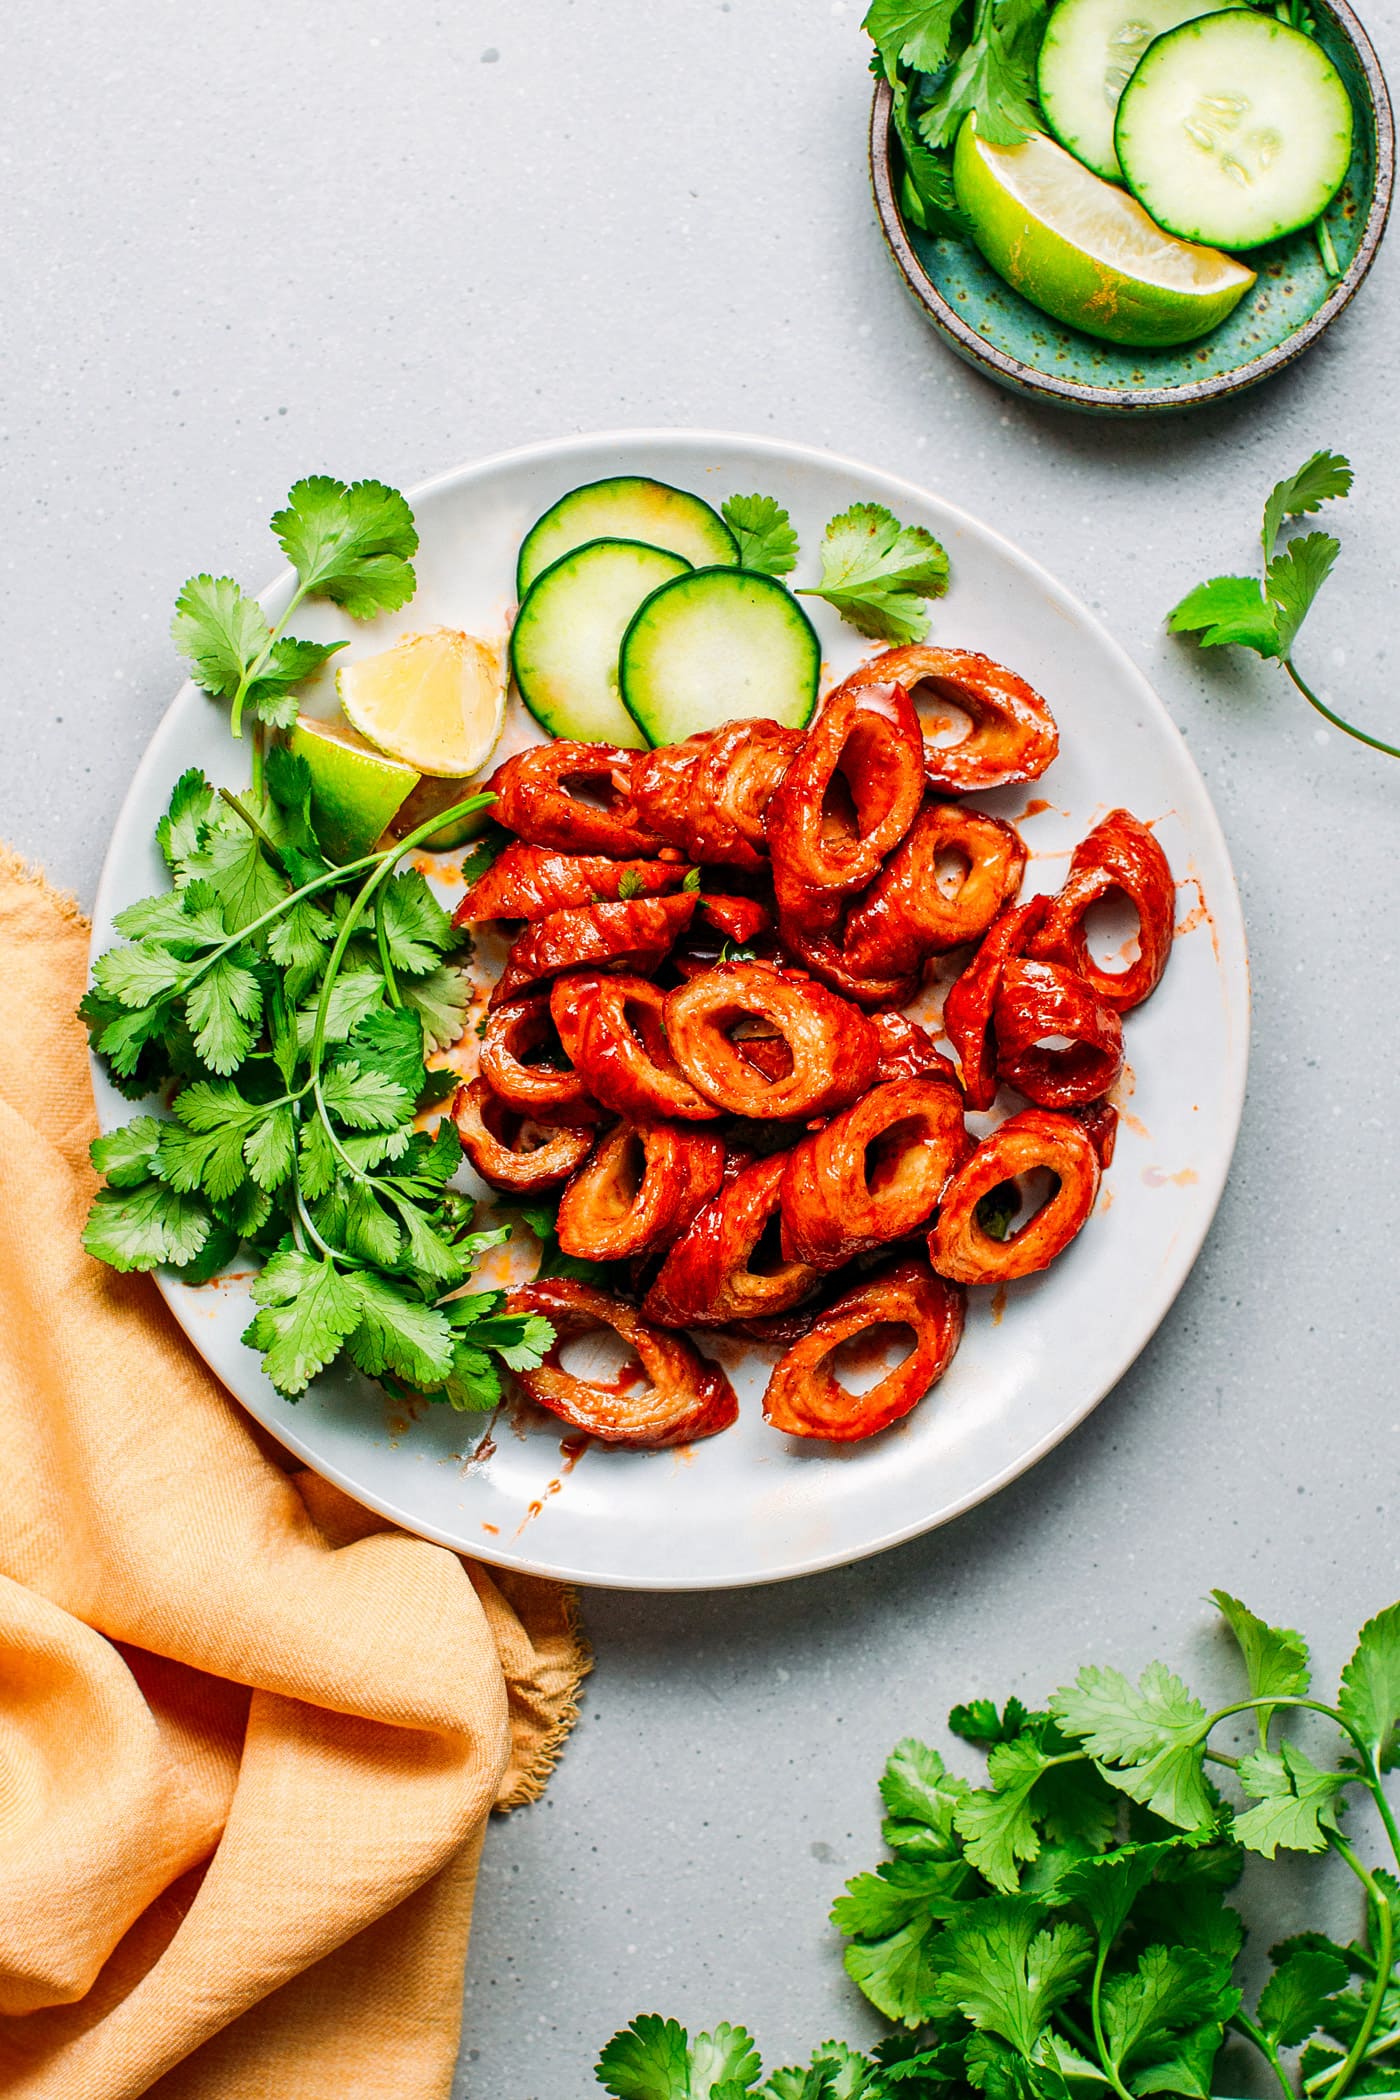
5;1;1399;2092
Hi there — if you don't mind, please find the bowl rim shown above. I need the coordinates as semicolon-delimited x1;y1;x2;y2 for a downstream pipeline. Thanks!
868;0;1394;413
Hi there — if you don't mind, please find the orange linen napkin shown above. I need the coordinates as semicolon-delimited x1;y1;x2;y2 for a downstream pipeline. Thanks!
0;849;589;2100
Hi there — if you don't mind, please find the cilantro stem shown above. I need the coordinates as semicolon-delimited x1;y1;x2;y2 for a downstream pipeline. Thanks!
1232;2009;1298;2100
229;578;312;741
174;792;495;1002
1089;1939;1135;2100
1306;2025;1400;2093
374;888;402;1008
218;786;283;859
1314;215;1342;278
1322;1832;1395;2100
291;1176;356;1267
1284;660;1400;761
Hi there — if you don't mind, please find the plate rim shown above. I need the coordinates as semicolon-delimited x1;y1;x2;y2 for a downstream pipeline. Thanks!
91;425;1251;1590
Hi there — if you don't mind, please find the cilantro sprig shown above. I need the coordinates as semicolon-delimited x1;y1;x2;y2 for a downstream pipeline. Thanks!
721;494;951;646
596;1593;1400;2100
171;475;418;761
85;476;552;1410
1168;452;1394;761
798;505;950;646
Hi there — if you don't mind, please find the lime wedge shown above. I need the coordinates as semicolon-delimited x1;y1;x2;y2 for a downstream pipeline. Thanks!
288;715;420;864
337;628;506;778
953;117;1256;347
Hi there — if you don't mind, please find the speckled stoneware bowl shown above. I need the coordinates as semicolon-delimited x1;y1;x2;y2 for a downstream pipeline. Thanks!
870;0;1393;414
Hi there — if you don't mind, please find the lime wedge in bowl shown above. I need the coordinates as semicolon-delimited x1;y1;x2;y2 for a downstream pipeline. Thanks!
953;117;1256;347
337;628;506;777
288;715;420;863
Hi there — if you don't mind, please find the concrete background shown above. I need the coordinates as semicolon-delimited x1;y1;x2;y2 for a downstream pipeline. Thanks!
6;1;1399;2092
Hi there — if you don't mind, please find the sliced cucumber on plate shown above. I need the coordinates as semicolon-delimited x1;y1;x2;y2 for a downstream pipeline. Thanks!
1115;11;1354;247
619;568;821;745
516;476;738;596
511;538;691;748
1038;0;1247;181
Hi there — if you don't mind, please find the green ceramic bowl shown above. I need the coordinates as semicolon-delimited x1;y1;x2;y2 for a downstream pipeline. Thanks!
869;0;1393;414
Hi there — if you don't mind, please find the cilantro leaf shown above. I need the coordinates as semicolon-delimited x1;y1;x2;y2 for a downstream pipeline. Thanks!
949;1699;1030;1747
595;2015;693;2099
1265;532;1340;659
1051;1841;1182;1948
880;1739;969;1859
243;1103;298;1191
1211;1590;1310;1734
181;818;289;930
83;1178;213;1272
91;940;190;1010
156;768;217;873
242;1249;364;1397
1256;1947;1349;2047
934;1898;1092;2056
832;1859;967;1941
1165;576;1281;658
243;634;346;729
463;1312;554;1371
270;476;418;617
113;883;228;947
799;504;949;646
722;494;800;577
691;2025;764;2092
343;1272;455;1388
345;1005;428;1099
90;1117;165;1188
917;5;1041;150
171;575;270;700
954;1738;1053;1893
319;1059;411;1130
845;1915;952;2027
1099;1945;1238;2076
1261;449;1353;559
1049;1665;1214;1830
377;868;454;974
863;0;963;74
402;963;473;1050
185;955;263;1075
1338;1603;1400;1770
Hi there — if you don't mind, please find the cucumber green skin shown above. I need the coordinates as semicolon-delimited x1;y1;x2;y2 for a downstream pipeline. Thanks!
619;567;821;748
510;537;691;749
516;476;739;597
1114;13;1354;247
1037;0;1247;181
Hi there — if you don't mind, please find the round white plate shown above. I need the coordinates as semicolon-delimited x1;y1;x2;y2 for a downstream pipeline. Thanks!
92;429;1248;1590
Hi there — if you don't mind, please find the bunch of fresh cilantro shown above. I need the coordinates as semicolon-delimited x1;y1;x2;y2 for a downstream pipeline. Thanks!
82;477;551;1408
721;493;949;648
596;1592;1400;2100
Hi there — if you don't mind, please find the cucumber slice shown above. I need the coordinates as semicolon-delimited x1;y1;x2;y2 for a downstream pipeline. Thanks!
619;568;821;746
1038;0;1246;181
1115;12;1354;248
510;538;691;749
517;476;738;596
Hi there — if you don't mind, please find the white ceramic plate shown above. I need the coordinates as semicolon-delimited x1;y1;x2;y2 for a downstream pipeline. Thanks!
91;429;1248;1590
